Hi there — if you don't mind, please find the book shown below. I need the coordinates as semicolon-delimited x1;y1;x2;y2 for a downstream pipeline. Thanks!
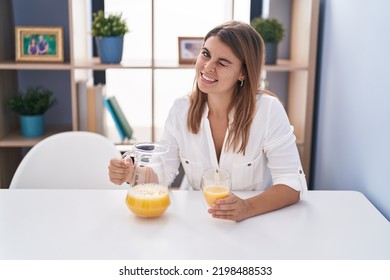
93;84;105;135
103;97;125;141
105;96;133;141
87;86;96;131
77;81;105;134
76;81;88;131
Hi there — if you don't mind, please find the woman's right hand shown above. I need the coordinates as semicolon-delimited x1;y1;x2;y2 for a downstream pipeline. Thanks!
108;157;133;185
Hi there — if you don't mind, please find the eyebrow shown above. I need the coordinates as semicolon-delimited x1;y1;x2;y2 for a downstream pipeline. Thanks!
202;47;233;65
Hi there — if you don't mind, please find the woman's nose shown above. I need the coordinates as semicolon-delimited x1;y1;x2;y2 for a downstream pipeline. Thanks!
203;60;216;72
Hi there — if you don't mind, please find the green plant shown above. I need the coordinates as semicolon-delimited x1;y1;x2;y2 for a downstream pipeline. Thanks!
8;86;57;115
250;17;285;43
91;10;129;37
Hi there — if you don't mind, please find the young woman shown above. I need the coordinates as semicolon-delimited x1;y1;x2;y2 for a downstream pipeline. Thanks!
28;38;38;55
108;21;307;222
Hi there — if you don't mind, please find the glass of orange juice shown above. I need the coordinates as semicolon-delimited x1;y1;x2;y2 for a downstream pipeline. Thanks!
124;142;171;218
201;168;231;207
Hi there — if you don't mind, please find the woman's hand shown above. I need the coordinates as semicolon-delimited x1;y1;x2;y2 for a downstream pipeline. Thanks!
108;157;133;185
208;193;252;222
208;185;300;221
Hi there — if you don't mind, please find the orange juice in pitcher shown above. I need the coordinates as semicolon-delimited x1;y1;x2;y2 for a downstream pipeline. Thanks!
122;142;170;218
126;184;170;217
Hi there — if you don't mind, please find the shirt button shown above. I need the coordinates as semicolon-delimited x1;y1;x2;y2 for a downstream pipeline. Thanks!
247;163;252;166
185;160;189;164
299;170;303;174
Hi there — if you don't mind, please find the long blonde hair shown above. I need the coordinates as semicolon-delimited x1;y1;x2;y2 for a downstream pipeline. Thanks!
188;21;269;155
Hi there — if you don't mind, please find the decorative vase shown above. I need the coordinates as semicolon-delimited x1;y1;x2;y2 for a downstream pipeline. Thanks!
20;115;44;138
265;42;278;65
95;36;124;64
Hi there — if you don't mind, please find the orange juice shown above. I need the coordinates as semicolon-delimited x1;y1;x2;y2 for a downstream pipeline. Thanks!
126;184;170;217
203;185;230;206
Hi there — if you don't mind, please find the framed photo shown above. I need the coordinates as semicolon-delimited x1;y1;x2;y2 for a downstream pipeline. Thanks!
15;26;64;62
178;37;203;64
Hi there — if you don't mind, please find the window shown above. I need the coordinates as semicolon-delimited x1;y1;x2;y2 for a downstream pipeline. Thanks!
103;0;250;142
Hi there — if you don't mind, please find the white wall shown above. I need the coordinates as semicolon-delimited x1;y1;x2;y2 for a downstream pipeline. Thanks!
313;0;390;220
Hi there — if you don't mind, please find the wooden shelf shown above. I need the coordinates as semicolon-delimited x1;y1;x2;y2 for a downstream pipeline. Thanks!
73;57;152;70
0;61;71;70
71;59;308;72
0;126;71;148
265;59;308;72
74;58;197;70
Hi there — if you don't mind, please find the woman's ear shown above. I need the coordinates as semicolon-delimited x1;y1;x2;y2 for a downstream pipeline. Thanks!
238;73;245;82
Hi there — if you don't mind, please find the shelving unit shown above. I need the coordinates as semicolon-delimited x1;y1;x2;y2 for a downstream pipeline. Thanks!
285;0;320;181
0;0;319;187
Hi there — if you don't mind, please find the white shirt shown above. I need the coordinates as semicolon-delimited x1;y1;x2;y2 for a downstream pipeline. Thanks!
161;94;307;194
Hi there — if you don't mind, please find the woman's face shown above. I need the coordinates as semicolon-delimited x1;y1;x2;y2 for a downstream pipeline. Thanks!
195;36;244;99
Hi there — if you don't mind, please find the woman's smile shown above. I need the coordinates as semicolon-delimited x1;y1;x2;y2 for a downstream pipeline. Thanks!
200;73;218;84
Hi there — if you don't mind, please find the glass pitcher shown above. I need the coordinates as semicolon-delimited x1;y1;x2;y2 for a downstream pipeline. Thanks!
123;142;170;218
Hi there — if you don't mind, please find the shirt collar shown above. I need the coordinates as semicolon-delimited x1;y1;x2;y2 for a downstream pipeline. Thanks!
203;102;235;125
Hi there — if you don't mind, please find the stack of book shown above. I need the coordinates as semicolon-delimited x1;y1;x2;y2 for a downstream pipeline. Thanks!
76;81;105;135
76;81;133;142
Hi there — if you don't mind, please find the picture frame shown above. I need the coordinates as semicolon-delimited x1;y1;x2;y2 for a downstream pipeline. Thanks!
15;26;64;62
178;37;203;64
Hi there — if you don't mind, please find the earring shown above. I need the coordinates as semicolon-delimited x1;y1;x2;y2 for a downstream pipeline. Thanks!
239;80;244;87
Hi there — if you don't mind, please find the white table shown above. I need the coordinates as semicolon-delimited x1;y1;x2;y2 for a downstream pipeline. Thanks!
0;189;389;260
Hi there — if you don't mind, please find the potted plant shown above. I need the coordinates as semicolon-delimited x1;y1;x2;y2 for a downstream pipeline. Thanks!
91;10;130;64
251;17;285;64
8;86;57;138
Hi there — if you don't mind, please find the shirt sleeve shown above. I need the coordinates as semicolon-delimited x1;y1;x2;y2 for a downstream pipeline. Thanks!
159;99;182;186
262;98;307;196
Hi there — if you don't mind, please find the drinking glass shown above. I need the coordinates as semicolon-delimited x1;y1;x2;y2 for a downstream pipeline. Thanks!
201;168;231;207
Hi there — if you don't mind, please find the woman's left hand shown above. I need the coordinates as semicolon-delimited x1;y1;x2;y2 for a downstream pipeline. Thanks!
208;193;251;222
